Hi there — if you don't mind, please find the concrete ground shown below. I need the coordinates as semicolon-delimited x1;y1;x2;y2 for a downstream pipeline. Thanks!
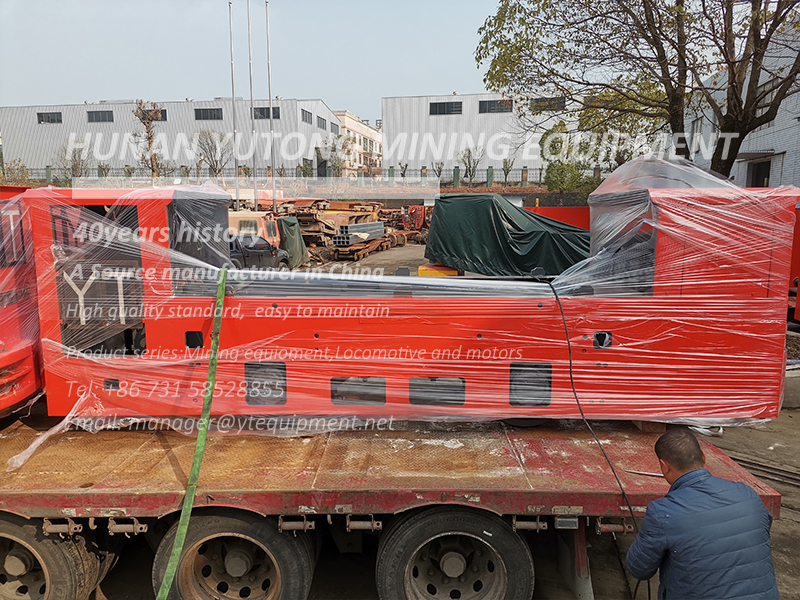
323;241;430;276
97;246;800;598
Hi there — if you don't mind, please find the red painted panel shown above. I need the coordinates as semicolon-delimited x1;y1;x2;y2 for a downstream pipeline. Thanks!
525;206;590;230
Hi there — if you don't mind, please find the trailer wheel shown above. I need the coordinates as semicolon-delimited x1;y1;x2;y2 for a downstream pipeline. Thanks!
152;511;314;600
375;507;534;600
90;527;125;585
0;513;89;600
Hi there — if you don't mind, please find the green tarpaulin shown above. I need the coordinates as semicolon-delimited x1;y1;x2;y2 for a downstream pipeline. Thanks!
277;216;309;269
425;194;590;276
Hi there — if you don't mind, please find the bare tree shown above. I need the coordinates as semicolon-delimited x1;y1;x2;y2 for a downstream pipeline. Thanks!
432;161;445;178
56;142;94;182
194;130;234;179
477;0;800;175
457;146;486;185
133;100;175;178
502;157;515;185
0;159;31;186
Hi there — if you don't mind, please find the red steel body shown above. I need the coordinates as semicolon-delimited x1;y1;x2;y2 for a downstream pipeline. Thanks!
525;206;590;230
18;185;798;423
0;187;40;416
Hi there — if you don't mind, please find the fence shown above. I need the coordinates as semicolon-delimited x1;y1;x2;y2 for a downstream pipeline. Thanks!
378;167;550;188
14;165;593;191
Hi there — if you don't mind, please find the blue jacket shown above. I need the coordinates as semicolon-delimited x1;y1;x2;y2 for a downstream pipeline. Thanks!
626;468;778;600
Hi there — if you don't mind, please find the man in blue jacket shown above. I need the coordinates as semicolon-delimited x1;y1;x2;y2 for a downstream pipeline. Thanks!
626;429;779;600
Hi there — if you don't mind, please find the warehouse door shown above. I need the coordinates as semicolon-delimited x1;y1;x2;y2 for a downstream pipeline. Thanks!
749;160;771;187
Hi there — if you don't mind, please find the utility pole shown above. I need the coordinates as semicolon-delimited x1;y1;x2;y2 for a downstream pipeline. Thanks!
228;1;240;210
247;0;258;209
265;0;278;212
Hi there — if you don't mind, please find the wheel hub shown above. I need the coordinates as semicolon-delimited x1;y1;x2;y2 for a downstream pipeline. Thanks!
4;548;34;577
184;535;278;600
224;544;254;578
440;551;467;578
407;534;507;600
0;539;47;600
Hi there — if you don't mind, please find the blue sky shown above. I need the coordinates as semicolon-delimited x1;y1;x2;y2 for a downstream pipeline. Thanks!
0;0;498;121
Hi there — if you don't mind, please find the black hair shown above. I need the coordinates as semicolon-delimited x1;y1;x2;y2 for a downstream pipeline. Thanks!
654;429;704;472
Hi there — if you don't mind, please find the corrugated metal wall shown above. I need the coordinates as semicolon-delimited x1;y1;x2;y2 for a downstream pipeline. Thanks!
0;98;341;171
382;93;555;171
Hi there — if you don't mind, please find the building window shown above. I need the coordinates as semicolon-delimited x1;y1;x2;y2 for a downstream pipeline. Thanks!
87;110;114;123
301;109;312;124
369;139;374;152
195;108;223;120
254;107;280;119
156;109;167;121
690;117;703;152
37;112;62;124
331;123;339;135
755;79;778;131
479;99;513;113
317;116;327;130
429;101;462;115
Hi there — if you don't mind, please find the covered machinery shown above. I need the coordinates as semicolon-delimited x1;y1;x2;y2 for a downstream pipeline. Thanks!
425;193;591;276
3;158;797;427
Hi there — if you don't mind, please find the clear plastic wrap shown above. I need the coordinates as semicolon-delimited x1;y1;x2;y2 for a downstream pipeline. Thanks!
2;158;797;469
0;188;42;418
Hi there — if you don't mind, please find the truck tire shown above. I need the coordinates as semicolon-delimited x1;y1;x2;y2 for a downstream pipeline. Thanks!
375;507;534;600
0;513;91;600
152;510;314;600
90;526;126;585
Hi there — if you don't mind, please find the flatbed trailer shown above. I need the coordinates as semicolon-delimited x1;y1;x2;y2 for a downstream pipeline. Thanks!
0;418;780;600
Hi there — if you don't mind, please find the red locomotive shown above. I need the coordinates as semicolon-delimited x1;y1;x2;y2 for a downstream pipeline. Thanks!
12;162;799;424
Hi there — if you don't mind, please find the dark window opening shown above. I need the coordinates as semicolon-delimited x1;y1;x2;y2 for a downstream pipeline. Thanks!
88;110;114;123
331;376;386;405
479;100;513;113
0;200;27;267
37;112;62;124
429;102;462;115
409;377;465;406
245;362;287;405
254;107;280;119
301;109;313;124
317;116;327;130
748;161;771;188
195;108;223;120
509;363;552;407
185;331;204;349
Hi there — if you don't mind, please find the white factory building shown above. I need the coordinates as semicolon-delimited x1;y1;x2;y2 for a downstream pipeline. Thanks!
381;92;561;172
0;98;341;175
685;31;800;188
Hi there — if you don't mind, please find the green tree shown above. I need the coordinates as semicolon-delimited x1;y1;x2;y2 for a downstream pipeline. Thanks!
476;0;800;176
